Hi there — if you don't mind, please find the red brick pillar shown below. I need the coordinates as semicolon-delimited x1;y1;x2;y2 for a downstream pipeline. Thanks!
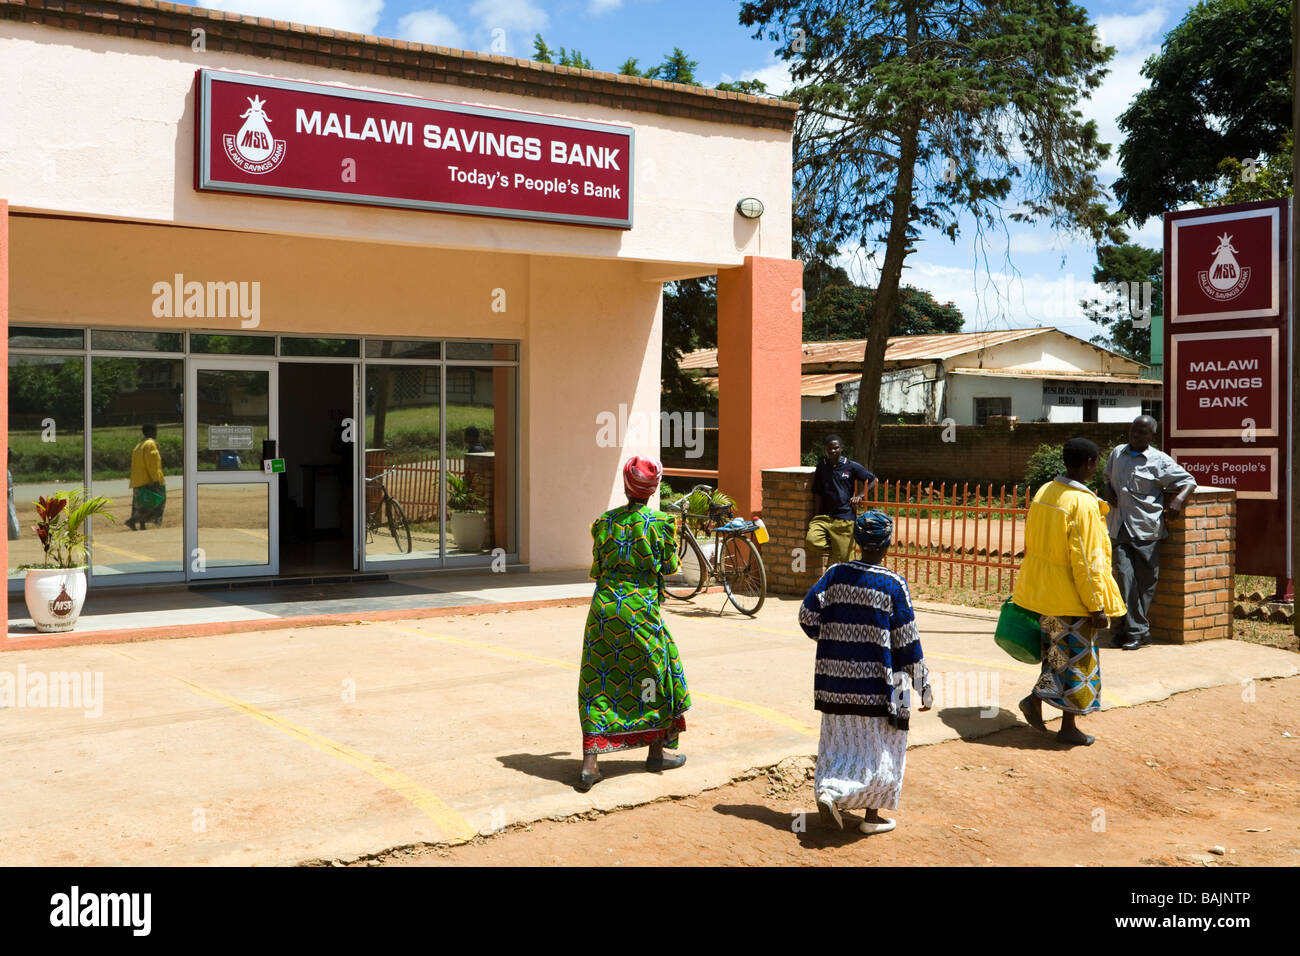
717;257;803;518
1149;488;1237;643
762;466;826;597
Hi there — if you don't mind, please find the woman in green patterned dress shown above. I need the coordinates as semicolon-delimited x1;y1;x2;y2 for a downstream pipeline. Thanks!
577;457;692;792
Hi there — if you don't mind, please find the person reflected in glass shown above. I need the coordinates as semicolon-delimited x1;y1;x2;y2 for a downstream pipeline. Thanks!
464;426;487;453
126;424;167;531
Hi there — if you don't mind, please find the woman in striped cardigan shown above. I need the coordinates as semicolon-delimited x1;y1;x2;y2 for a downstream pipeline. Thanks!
798;510;932;834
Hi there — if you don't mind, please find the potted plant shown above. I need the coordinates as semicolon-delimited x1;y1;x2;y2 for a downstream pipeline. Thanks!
447;474;488;552
20;490;113;632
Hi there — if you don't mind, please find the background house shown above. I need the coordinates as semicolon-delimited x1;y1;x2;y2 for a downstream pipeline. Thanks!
681;327;1163;426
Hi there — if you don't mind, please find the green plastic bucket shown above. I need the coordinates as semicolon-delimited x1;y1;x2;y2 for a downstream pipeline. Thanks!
994;598;1043;664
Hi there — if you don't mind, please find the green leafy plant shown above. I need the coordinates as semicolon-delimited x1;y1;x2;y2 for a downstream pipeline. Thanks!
23;490;114;569
1023;444;1111;494
446;474;485;513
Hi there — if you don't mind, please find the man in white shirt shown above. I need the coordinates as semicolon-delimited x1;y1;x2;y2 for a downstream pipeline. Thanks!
1102;415;1197;651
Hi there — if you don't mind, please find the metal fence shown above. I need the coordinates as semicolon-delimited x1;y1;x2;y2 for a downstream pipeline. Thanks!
364;450;466;523
862;480;1031;593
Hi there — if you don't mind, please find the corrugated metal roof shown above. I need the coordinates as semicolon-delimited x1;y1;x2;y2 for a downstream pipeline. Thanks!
679;327;1054;372
697;372;862;398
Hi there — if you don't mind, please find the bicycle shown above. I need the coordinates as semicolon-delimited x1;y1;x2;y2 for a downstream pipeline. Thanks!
364;466;412;554
662;484;767;615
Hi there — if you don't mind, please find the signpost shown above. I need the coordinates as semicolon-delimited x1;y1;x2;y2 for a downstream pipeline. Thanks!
195;69;634;229
1165;199;1292;595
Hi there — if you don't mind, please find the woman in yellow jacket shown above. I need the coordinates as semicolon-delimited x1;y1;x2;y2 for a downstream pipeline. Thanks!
1012;438;1126;746
126;424;167;531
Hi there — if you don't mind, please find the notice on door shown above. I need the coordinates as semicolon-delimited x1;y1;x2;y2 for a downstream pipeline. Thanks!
1171;448;1278;500
208;425;256;450
1169;328;1278;437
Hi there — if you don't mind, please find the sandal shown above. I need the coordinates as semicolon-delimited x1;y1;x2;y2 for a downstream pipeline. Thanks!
576;770;602;792
859;818;897;835
645;752;686;773
817;793;843;830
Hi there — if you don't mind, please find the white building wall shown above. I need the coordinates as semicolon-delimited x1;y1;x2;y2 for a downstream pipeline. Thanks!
944;374;1044;424
801;395;843;421
945;332;1143;376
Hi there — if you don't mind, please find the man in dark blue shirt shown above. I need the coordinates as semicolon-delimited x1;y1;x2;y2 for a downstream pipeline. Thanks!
805;434;877;566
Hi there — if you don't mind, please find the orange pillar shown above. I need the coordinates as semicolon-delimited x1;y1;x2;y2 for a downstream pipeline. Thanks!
716;255;803;517
1;200;8;579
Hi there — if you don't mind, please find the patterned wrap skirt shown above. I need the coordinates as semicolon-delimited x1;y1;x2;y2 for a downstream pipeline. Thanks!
1033;614;1102;715
814;713;909;811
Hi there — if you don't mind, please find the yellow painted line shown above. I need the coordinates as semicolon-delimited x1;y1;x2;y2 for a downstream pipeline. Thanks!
722;621;1132;708
109;648;475;842
94;541;159;562
390;625;818;738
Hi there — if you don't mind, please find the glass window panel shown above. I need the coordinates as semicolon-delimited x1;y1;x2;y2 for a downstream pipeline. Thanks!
197;369;271;472
447;366;516;556
91;330;183;352
445;341;517;361
196;484;269;568
190;333;275;355
280;337;360;358
365;339;442;360
90;358;184;576
365;364;441;561
8;326;84;350
7;355;86;575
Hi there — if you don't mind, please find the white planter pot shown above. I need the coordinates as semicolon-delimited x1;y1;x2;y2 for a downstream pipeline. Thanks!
450;512;488;553
24;567;88;633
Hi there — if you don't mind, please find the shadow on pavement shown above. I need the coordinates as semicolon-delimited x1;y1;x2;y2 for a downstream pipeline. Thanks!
712;803;876;848
496;751;660;789
937;707;1076;750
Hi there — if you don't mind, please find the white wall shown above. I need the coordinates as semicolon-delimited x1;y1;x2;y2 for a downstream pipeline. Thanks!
946;331;1143;376
801;394;843;420
944;374;1044;424
0;23;792;268
879;364;941;421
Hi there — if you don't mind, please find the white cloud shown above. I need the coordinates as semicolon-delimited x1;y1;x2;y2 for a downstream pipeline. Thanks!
197;0;383;34
588;0;623;12
717;59;797;97
470;0;549;35
397;9;468;48
1080;6;1172;179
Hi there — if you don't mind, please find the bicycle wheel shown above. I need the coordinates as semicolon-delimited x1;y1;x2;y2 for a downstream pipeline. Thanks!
384;497;413;553
720;534;766;615
663;529;707;600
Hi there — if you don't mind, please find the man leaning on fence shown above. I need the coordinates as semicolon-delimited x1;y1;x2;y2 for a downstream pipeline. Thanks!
1103;415;1196;651
806;435;878;568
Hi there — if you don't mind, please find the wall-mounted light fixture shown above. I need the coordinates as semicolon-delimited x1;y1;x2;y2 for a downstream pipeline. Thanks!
736;197;765;219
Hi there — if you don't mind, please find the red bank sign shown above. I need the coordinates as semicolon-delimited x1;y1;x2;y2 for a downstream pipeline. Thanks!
195;69;634;228
1168;204;1280;323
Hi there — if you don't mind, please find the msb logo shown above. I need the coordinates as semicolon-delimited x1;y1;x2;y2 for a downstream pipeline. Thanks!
1197;232;1251;302
223;95;287;175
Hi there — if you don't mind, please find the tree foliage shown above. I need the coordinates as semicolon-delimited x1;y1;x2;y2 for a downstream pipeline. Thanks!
1083;242;1163;362
740;0;1119;461
804;284;963;341
532;33;593;69
1113;0;1292;223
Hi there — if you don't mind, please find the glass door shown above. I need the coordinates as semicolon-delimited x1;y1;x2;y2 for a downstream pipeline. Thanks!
185;359;278;579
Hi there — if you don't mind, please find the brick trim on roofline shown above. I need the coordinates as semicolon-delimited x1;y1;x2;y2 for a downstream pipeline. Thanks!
0;0;799;131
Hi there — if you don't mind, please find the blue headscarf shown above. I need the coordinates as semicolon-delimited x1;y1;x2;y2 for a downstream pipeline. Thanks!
853;509;893;549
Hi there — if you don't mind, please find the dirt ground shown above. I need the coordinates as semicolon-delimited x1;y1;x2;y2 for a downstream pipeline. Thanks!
372;677;1300;867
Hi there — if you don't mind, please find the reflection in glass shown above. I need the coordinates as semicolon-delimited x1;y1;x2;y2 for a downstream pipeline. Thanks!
365;339;441;360
190;334;275;355
280;337;360;358
196;484;269;567
197;369;270;472
7;355;86;575
8;326;85;349
445;341;517;361
365;364;441;560
447;362;517;556
91;330;184;352
91;358;184;576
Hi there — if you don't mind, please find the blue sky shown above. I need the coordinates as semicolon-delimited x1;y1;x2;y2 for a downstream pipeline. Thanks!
177;0;1201;346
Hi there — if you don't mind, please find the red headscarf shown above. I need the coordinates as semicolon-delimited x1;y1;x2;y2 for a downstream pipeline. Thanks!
623;456;663;500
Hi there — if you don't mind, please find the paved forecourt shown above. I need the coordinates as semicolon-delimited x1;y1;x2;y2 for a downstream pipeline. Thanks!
0;596;1294;865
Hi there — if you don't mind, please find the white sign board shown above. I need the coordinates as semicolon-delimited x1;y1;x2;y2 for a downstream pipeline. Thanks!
208;425;256;450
